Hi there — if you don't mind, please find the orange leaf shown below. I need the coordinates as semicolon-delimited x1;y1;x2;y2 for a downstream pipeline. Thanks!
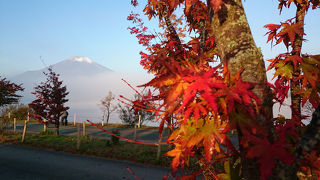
278;21;304;46
264;23;281;45
210;0;223;13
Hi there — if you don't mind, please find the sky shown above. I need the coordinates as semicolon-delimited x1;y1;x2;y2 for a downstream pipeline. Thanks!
0;0;319;77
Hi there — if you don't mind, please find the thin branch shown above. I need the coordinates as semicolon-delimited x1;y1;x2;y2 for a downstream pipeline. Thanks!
199;20;207;53
162;7;182;49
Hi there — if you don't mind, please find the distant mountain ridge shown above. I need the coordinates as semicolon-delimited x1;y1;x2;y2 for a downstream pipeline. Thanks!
10;56;114;112
9;56;153;125
12;56;112;81
51;56;112;77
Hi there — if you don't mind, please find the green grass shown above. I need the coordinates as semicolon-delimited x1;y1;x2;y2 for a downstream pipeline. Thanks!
0;131;172;167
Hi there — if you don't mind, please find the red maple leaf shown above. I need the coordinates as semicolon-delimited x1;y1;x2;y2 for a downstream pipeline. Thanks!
184;100;207;123
264;23;281;46
185;0;197;14
277;20;305;48
246;134;294;180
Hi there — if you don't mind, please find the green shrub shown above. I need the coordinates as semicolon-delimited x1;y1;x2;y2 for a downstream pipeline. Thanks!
111;129;120;145
0;104;30;121
0;117;10;134
105;139;111;146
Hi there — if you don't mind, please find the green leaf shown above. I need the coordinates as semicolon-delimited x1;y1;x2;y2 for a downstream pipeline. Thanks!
273;62;293;79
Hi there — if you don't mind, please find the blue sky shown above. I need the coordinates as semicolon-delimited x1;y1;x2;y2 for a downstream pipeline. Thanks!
1;0;319;77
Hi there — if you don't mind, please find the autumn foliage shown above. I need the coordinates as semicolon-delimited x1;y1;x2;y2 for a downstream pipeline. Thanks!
0;76;24;107
124;0;320;179
29;67;69;135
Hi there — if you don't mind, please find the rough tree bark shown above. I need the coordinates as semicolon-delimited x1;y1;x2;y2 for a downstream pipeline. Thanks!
208;0;275;179
291;4;305;119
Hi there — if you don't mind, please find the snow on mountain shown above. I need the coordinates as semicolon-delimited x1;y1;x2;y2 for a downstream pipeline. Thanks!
68;56;93;63
12;56;112;83
52;56;112;77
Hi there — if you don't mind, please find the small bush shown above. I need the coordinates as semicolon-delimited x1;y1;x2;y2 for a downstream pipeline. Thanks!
105;139;111;146
0;104;30;121
0;117;10;134
111;129;120;145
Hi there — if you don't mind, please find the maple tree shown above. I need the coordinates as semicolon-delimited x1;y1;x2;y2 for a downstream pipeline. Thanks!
29;67;69;135
0;76;24;107
122;0;320;179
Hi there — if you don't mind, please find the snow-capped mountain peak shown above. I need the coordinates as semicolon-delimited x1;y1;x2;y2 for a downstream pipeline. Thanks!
67;56;93;64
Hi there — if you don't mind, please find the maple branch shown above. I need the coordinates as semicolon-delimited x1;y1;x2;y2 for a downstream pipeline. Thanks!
153;29;164;43
291;3;306;118
117;98;162;114
121;78;159;110
199;20;207;53
162;7;182;50
293;4;305;55
126;167;141;180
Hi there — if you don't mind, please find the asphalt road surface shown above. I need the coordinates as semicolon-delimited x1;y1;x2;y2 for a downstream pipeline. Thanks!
0;144;177;180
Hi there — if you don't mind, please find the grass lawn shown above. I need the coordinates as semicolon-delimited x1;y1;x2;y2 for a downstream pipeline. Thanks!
0;131;173;167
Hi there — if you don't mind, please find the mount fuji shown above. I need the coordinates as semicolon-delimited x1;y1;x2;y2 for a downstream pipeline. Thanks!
12;56;112;82
51;56;112;77
10;56;152;124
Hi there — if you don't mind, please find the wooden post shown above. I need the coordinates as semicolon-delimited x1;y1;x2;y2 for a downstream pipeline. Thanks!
82;121;85;136
138;115;141;128
21;120;27;142
13;118;16;133
77;123;80;150
8;112;10;119
134;122;137;141
73;112;76;126
157;134;163;160
43;120;47;132
102;111;105;127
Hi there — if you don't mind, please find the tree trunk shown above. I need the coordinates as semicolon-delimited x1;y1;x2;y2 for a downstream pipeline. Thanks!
102;110;105;126
209;0;274;179
106;109;110;125
55;121;59;136
210;0;271;106
291;4;305;119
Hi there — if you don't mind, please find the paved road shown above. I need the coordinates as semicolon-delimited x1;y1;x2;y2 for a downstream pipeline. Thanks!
0;144;177;180
10;123;169;143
